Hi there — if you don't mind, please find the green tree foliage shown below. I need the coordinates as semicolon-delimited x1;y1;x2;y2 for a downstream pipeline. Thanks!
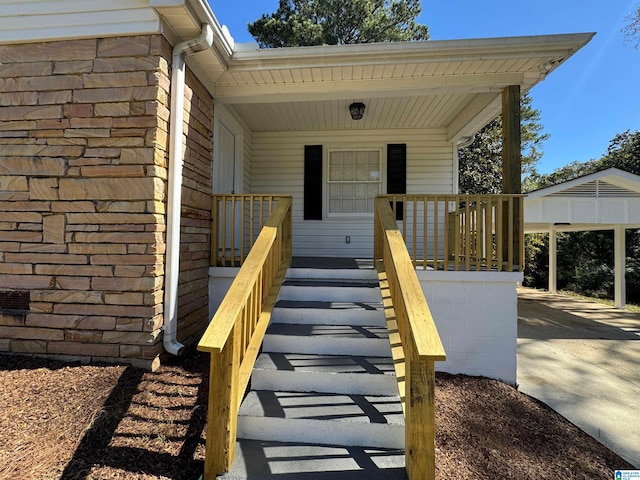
524;130;640;304
623;5;640;48
248;0;429;47
458;93;549;195
529;130;640;190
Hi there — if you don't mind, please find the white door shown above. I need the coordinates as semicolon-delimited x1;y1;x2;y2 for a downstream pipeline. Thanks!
214;121;242;260
216;122;236;194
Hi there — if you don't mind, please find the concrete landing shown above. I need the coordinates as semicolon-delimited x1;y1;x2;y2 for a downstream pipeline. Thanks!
517;287;640;468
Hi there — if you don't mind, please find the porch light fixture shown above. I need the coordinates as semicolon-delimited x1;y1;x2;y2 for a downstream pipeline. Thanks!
349;102;365;120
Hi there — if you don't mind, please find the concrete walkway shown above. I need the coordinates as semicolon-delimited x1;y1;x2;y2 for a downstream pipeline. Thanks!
517;287;640;468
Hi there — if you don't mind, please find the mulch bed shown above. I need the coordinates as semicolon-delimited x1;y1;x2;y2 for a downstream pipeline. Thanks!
0;350;633;479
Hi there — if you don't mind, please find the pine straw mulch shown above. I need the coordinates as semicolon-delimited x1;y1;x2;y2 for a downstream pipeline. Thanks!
0;349;634;480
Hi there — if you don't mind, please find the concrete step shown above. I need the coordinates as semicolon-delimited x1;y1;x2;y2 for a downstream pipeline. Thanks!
271;300;385;327
278;279;382;303
263;323;392;357
217;439;406;480
237;390;404;449
252;352;398;395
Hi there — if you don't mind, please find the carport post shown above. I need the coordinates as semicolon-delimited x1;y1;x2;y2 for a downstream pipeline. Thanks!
549;228;557;294
614;225;626;309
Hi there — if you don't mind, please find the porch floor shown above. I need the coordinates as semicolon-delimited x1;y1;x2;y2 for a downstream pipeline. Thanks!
290;257;374;270
290;256;518;273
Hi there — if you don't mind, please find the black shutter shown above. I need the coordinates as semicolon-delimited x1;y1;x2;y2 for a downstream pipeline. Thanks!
304;145;323;220
387;144;407;220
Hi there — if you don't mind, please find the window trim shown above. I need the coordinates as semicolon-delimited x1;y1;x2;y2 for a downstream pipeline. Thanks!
324;146;385;219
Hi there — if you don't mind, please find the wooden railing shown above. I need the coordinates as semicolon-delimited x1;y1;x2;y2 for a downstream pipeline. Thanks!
374;197;446;480
211;194;292;267
381;194;524;272
198;195;292;479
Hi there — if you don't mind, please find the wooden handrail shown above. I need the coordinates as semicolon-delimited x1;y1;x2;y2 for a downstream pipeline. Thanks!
198;195;292;479
374;197;446;480
379;194;525;272
211;194;292;267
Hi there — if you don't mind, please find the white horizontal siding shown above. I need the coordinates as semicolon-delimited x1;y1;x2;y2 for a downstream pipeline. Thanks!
242;123;252;194
251;128;455;258
0;0;160;44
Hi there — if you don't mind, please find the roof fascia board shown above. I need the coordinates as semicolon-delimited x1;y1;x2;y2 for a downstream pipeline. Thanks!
228;33;595;72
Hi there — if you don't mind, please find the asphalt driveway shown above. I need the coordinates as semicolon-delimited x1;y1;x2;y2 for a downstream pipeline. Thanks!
517;287;640;468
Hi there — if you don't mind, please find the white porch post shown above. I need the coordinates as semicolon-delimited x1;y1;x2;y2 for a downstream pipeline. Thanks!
614;225;626;309
549;228;557;294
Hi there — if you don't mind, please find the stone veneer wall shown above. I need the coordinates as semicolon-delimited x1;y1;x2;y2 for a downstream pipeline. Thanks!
0;35;213;368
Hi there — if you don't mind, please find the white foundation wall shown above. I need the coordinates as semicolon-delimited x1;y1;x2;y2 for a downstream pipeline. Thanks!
251;128;455;258
418;271;522;385
208;267;239;321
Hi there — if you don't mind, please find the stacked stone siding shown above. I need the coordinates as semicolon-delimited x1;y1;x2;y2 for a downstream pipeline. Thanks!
0;35;213;368
175;70;213;347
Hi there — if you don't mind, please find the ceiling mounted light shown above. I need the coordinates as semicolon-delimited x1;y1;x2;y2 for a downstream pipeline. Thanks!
349;102;365;120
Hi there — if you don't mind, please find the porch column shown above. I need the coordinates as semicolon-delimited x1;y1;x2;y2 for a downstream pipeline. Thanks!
549;228;557;294
614;225;626;309
502;85;521;268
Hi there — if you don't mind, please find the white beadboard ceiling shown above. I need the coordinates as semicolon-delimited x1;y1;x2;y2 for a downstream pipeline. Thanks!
227;94;477;132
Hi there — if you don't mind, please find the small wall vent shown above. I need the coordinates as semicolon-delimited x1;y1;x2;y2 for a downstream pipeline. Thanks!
0;290;30;312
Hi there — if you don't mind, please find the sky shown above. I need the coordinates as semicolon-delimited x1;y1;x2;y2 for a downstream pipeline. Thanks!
208;0;639;174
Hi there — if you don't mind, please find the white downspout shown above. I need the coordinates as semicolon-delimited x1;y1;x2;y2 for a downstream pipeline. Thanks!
163;24;214;355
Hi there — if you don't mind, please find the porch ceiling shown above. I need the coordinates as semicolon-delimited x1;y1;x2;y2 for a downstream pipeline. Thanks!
209;33;594;139
225;93;494;133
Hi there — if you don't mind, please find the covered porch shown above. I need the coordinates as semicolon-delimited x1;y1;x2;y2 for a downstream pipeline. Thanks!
203;34;593;260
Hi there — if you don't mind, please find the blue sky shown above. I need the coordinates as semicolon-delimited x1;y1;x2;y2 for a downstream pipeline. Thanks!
209;0;639;174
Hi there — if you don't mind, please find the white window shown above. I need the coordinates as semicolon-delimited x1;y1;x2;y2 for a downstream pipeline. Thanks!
327;149;382;215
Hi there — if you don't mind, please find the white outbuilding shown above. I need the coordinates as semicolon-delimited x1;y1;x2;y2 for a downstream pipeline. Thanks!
524;168;640;308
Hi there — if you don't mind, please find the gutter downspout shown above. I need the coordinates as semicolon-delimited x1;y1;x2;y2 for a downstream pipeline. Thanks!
163;24;214;355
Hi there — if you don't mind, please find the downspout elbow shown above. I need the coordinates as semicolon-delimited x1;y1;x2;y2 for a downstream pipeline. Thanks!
163;24;214;356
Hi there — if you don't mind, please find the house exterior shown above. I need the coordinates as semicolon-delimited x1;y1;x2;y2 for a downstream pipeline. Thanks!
0;0;592;380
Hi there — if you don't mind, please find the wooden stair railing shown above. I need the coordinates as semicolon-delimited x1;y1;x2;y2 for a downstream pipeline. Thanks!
198;195;292;479
211;194;292;267
380;194;525;272
374;197;447;480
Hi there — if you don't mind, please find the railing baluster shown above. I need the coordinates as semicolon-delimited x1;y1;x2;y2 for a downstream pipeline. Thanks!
475;195;482;271
484;196;492;269
412;196;417;268
422;195;428;270
435;197;441;271
221;196;228;267
496;197;503;271
463;197;470;271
